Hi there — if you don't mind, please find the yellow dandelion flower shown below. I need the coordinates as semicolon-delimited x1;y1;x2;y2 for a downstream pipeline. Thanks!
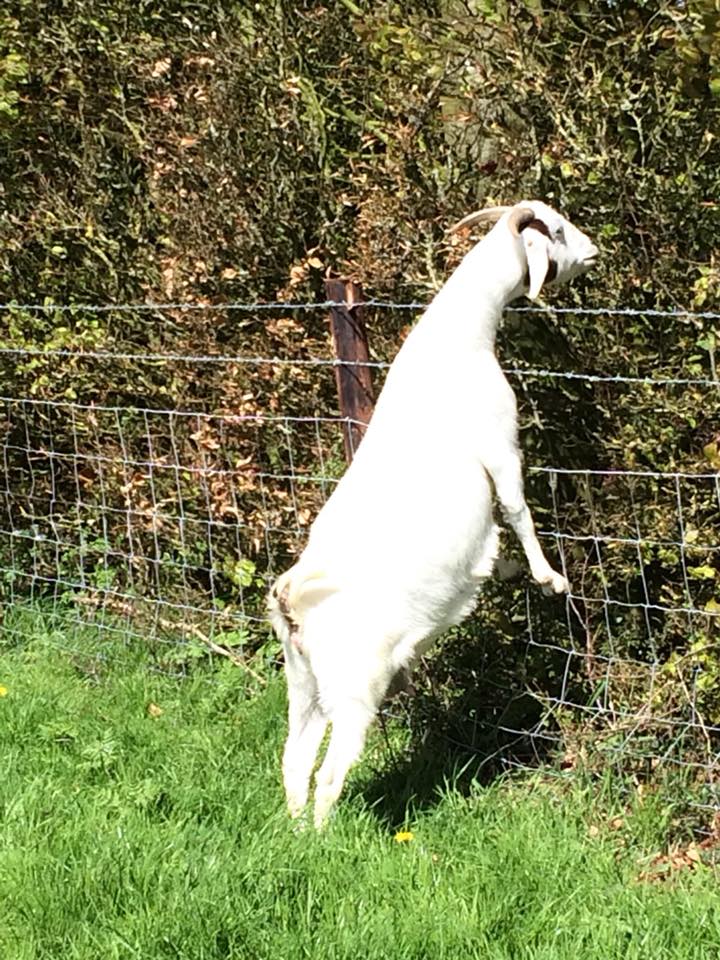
0;684;8;697
393;830;414;843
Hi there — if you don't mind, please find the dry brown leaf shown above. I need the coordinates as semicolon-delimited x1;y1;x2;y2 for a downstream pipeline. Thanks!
151;58;172;78
147;94;178;112
289;264;308;285
685;844;702;863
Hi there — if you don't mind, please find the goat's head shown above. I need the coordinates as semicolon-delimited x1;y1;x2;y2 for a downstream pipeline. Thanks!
450;200;598;300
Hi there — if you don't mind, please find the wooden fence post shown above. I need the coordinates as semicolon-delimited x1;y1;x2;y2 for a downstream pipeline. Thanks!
325;278;375;463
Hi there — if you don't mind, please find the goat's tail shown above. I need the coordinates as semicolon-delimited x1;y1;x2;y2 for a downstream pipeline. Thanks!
267;564;339;652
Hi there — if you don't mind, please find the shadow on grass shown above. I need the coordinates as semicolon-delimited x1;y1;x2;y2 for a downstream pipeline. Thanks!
355;583;585;829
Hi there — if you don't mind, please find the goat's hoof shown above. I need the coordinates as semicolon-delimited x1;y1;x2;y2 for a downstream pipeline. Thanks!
313;806;333;831
287;795;308;821
538;571;570;595
290;812;311;834
287;798;312;832
312;793;338;831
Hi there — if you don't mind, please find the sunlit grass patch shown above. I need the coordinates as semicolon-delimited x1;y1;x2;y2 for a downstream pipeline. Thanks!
0;608;718;960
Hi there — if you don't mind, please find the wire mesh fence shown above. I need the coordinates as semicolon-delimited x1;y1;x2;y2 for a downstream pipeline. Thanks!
0;394;344;668
1;299;720;811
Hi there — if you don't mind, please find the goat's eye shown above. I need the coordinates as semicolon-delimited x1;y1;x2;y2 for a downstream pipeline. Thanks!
554;225;565;242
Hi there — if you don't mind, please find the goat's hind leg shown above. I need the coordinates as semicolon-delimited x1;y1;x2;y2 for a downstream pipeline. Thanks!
310;637;392;828
488;453;569;594
282;643;328;820
313;696;376;829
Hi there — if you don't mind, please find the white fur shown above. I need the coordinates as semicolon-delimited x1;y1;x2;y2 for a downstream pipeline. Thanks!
269;200;598;827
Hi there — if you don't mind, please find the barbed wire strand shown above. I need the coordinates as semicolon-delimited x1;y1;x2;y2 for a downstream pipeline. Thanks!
2;299;720;320
1;301;718;387
0;347;719;389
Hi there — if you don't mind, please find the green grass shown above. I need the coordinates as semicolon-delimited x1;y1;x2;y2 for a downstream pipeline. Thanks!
1;608;719;959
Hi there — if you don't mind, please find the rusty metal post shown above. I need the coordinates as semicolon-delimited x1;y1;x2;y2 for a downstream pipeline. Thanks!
325;278;375;463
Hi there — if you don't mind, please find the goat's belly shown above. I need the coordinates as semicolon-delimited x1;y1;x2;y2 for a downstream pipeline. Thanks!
316;452;492;554
300;449;495;637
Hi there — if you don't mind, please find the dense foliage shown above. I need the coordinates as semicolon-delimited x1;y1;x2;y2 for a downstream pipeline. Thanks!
1;1;720;785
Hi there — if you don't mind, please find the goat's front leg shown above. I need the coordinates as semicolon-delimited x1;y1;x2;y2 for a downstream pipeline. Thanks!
487;455;569;595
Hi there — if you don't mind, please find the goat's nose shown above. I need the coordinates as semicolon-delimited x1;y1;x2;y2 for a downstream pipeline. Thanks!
585;243;599;262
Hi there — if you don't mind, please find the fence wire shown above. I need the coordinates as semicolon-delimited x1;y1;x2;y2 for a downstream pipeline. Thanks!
1;299;719;813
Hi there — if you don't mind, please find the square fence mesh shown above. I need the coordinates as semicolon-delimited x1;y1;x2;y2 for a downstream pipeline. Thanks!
1;300;719;814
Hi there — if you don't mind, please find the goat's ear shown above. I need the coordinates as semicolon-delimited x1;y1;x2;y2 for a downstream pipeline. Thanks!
522;227;551;300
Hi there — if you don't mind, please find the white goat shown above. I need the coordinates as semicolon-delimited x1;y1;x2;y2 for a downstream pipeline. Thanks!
269;200;598;827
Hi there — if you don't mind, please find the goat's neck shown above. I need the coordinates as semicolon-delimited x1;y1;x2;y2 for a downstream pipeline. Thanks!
424;235;525;353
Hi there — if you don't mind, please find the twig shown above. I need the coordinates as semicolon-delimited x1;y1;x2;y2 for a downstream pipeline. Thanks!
75;593;268;685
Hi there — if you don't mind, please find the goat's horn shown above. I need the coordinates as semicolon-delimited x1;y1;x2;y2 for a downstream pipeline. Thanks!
506;205;536;237
448;204;535;236
447;206;512;234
